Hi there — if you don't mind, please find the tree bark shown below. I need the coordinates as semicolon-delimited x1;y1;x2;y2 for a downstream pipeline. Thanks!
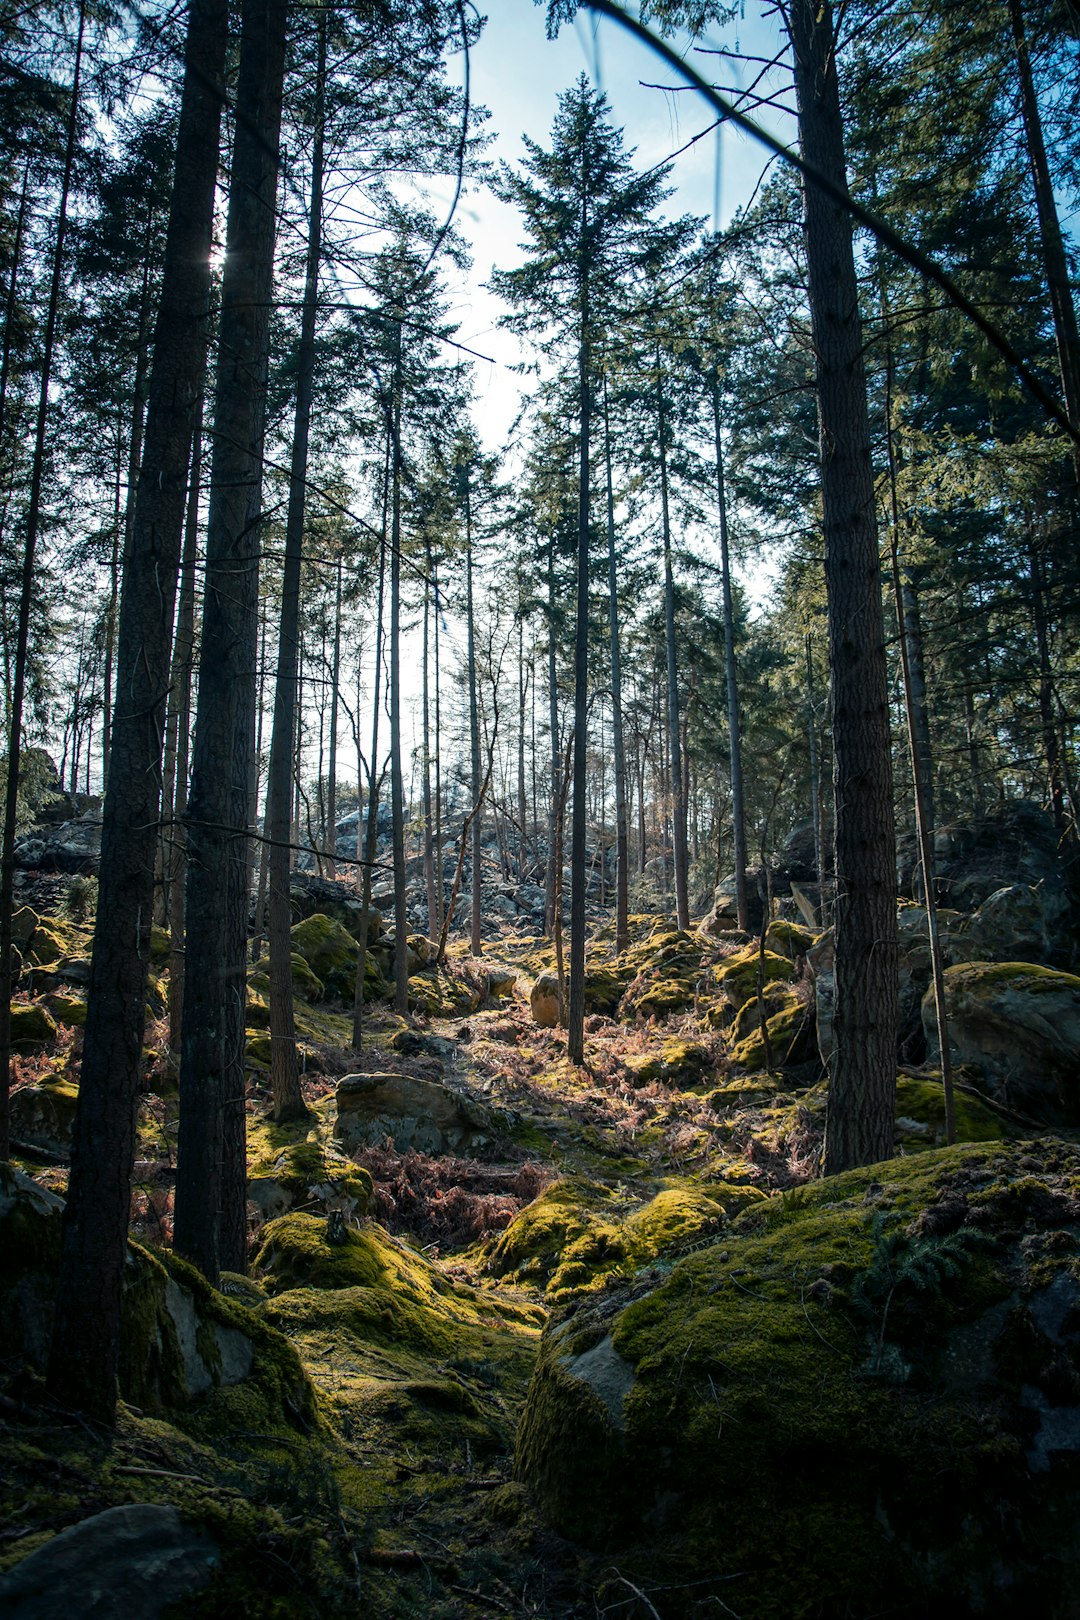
789;0;898;1175
657;352;690;931
173;0;287;1283
568;213;591;1066
266;0;326;1122
711;377;749;931
464;462;483;954
46;0;227;1417
1008;0;1080;493
388;333;409;1015
166;400;202;1054
602;374;629;954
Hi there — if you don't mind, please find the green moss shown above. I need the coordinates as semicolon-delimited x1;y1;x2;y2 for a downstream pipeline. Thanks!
516;1142;1080;1616
764;918;815;958
713;946;794;1015
622;1037;713;1088
290;913;358;1001
616;930;709;1021
408;963;482;1016
484;1176;763;1303
728;994;816;1072
254;952;325;1003
150;923;170;963
9;1001;57;1048
43;990;86;1026
895;1075;1004;1145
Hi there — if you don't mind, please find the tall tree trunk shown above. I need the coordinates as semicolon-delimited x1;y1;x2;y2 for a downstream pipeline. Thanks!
602;374;629;954
805;633;826;908
351;513;387;1049
173;0;286;1283
0;0;86;1162
422;538;437;934
108;227;154;800
790;0;898;1175
711;376;749;930
1008;0;1080;492
464;464;483;954
1030;537;1066;833
46;0;227;1417
657;353;690;931
167;399;203;1053
388;335;409;1014
545;543;559;937
567;218;591;1066
517;614;529;884
266;1;326;1123
326;554;341;880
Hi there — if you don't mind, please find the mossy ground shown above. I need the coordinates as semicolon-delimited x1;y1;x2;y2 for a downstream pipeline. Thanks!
5;907;1079;1617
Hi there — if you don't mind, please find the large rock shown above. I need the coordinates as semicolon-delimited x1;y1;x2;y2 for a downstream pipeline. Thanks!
334;1071;493;1154
14;809;102;873
924;960;1080;1123
901;799;1072;927
0;1165;311;1420
516;1141;1080;1616
702;871;764;936
8;1078;77;1156
0;1504;218;1619
530;970;563;1027
285;873;382;943
964;882;1068;965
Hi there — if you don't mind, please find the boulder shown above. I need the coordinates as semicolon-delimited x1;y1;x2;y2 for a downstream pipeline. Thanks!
530;969;563;1027
923;961;1080;1123
8;1078;77;1156
286;872;382;943
9;1000;57;1049
702;871;763;936
0;1165;310;1419
516;1141;1080;1615
964;882;1067;965
901;799;1071;924
334;1071;493;1154
290;912;358;1000
0;1504;218;1619
14;809;102;874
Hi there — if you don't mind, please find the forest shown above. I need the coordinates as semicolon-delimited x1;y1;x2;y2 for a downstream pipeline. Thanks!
1;0;1079;1615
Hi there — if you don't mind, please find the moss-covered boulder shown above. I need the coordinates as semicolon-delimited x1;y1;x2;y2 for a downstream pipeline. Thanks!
247;1136;375;1225
728;991;817;1073
407;962;483;1016
8;1077;77;1156
334;1070;493;1155
710;946;794;1025
43;990;86;1027
9;1001;57;1050
516;1141;1080;1616
924;961;1080;1123
894;1074;1003;1146
623;1037;712;1088
617;930;707;1021
764;918;814;959
289;912;357;1001
0;1166;312;1424
484;1176;764;1304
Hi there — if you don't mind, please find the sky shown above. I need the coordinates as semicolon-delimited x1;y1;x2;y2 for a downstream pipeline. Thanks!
433;0;794;451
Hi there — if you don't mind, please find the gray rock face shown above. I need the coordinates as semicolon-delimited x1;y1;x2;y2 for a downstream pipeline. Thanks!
163;1276;254;1395
334;1071;493;1154
0;1504;218;1618
530;970;563;1028
8;1080;76;1157
923;961;1080;1123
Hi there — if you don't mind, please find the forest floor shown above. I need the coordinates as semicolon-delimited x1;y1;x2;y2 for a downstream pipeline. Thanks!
0;907;1032;1618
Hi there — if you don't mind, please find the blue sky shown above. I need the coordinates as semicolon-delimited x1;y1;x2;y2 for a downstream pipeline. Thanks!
438;0;793;448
